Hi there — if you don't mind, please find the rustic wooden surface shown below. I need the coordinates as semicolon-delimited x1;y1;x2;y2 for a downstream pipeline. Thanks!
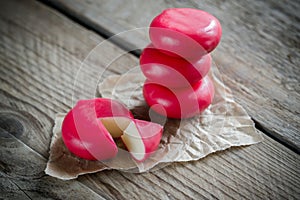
44;0;300;152
0;0;299;199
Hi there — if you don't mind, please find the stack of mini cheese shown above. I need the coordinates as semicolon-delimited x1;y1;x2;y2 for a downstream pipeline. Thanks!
140;8;222;119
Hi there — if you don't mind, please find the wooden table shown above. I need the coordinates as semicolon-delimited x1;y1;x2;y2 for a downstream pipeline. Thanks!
1;0;299;199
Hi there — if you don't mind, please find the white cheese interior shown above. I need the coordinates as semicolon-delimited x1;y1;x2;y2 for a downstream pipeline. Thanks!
100;117;131;138
121;121;145;161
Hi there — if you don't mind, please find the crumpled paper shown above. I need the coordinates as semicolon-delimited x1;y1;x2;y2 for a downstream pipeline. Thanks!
45;65;263;180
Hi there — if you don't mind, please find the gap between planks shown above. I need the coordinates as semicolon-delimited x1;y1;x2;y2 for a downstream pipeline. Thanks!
37;0;141;57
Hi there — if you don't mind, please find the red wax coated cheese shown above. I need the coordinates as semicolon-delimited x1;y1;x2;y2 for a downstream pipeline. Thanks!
143;76;215;119
62;98;133;160
149;8;222;58
140;44;211;88
121;119;163;162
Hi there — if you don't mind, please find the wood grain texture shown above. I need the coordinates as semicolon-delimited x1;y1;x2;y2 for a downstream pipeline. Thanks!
0;0;299;199
78;137;300;199
44;0;300;152
0;175;105;200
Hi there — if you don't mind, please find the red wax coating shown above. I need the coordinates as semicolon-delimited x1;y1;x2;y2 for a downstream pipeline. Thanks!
149;8;222;58
135;119;163;160
143;76;214;119
123;119;163;162
140;44;211;88
62;98;133;160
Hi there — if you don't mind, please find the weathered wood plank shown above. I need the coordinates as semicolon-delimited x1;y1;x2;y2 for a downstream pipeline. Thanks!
0;0;299;199
78;135;300;200
0;174;105;200
44;0;300;152
0;177;32;200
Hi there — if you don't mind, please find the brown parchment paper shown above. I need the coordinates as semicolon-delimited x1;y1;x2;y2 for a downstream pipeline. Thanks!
45;65;263;180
